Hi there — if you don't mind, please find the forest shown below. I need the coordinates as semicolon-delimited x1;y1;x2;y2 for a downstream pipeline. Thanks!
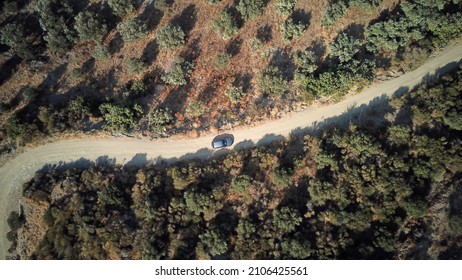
1;0;462;153
7;66;462;260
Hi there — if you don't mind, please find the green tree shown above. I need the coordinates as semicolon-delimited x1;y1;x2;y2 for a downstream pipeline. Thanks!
157;24;186;50
198;229;228;256
99;103;143;132
237;0;265;21
118;18;147;42
275;0;297;16
329;33;360;63
93;44;111;60
108;0;134;17
212;10;239;40
161;57;194;85
272;207;302;234
0;23;35;59
37;0;77;52
280;17;306;42
225;84;246;104
185;101;205;118
257;66;290;98
321;1;347;27
126;57;145;75
147;107;174;133
74;11;108;43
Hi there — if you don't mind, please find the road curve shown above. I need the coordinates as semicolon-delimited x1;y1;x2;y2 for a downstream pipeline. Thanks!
1;42;462;259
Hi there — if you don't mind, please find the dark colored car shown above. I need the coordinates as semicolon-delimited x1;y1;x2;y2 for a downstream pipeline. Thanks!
212;136;234;149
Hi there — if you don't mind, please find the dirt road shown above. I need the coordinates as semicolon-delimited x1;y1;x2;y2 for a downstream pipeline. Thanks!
1;42;461;259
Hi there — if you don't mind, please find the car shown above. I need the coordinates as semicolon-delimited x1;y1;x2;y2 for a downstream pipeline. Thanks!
212;136;234;149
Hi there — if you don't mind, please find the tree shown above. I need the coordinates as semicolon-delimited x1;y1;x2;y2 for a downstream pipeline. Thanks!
108;0;134;17
213;52;231;70
161;57;194;85
272;207;302;234
280;17;306;42
225;84;246;104
99;103;143;132
37;0;77;52
126;57;145;75
118;18;147;42
211;10;239;40
156;24;185;50
147;107;174;133
329;33;360;63
321;1;347;27
74;11;108;43
93;44;111;60
237;0;265;21
257;66;290;98
275;0;297;16
365;19;422;53
198;229;228;256
185;101;205;118
0;23;35;59
230;175;251;195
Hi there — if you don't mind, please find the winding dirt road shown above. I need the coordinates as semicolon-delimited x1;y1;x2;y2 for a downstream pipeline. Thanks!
1;42;462;259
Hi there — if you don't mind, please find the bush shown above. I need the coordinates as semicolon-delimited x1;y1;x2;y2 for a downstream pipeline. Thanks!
329;33;360;63
213;52;231;70
74;11;108;43
108;0;134;17
70;68;84;79
156;24;185;50
275;0;297;16
93;44;111;60
225;84;245;104
118;18;147;42
5;115;27;142
99;103;143;132
185;101;205;118
147;107;174;133
126;57;145;75
321;1;347;27
212;10;239;40
161;57;194;85
237;0;265;21
280;17;306;42
257;66;290;98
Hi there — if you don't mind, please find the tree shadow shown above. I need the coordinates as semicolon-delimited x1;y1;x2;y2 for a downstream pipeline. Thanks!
141;39;159;66
0;55;22;86
226;37;243;57
256;134;285;146
232;73;253;92
108;32;124;55
171;4;197;38
257;24;272;43
125;153;149;167
137;1;163;31
234;139;255;151
292;9;311;28
198;83;217;105
269;48;296;81
181;36;202;63
343;23;365;40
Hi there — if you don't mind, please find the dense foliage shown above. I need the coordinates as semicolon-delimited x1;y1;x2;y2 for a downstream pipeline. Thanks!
12;67;462;260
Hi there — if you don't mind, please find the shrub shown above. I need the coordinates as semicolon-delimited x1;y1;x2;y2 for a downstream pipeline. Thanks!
257;66;290;98
5;115;27;142
147;107;174;133
212;10;239;40
185;101;205;118
108;0;134;17
118;18;147;42
66;96;90;124
237;0;265;21
74;11;108;42
321;1;347;27
156;24;185;50
127;80;148;96
329;33;360;63
280;17;306;42
225;84;245;104
93;44;111;60
213;52;231;70
161;57;194;85
126;57;145;75
99;103;143;132
275;0;297;16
